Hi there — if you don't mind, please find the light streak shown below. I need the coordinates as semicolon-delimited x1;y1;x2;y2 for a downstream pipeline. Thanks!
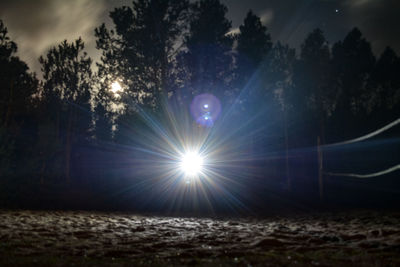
324;164;400;178
322;117;400;179
324;118;400;148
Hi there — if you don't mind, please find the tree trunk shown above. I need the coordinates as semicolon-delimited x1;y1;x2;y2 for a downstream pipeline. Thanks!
283;108;291;192
4;80;14;128
317;136;324;200
65;131;71;185
40;160;46;185
316;97;326;200
319;114;326;146
65;108;74;185
56;111;60;143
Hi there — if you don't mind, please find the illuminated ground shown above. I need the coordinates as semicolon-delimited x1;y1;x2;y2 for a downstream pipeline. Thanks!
0;210;399;266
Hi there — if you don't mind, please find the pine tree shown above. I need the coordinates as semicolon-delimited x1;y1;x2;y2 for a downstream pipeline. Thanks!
95;0;189;144
233;10;273;115
39;38;93;184
331;28;376;137
332;28;375;115
372;47;400;113
267;42;296;190
96;0;189;114
0;20;38;177
182;0;234;102
0;20;37;128
236;10;272;87
293;28;332;145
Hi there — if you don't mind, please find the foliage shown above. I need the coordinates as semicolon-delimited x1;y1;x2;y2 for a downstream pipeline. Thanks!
39;38;93;183
331;28;376;115
0;20;38;178
181;0;234;102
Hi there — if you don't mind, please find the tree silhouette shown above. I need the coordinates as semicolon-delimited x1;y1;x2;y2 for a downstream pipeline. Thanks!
0;20;38;177
236;10;272;86
0;1;399;208
94;23;124;143
95;0;189;144
372;47;400;114
39;38;93;184
331;28;376;138
266;42;296;190
97;0;188;110
182;0;233;102
234;10;272;113
229;10;274;175
0;20;37;130
293;28;332;145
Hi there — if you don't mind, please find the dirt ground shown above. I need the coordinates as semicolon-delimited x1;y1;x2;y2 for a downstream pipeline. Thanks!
0;210;399;266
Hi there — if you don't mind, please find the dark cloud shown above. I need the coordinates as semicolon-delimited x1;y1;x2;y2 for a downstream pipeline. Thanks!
0;0;112;73
0;0;398;74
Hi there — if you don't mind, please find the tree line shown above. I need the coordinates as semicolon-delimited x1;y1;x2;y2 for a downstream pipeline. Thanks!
0;0;399;204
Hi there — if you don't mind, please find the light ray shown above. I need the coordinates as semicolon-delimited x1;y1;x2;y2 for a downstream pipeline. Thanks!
324;164;400;178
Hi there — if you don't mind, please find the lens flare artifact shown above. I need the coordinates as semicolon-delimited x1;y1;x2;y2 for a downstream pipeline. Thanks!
180;151;204;177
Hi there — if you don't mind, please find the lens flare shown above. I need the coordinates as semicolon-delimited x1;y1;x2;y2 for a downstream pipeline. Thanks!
180;151;203;176
110;86;252;212
190;93;221;127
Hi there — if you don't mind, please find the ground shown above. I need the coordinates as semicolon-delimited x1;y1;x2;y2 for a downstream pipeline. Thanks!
0;210;399;266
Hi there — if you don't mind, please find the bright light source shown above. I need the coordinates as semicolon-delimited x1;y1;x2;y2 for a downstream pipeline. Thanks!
111;81;122;94
203;104;209;109
180;152;203;176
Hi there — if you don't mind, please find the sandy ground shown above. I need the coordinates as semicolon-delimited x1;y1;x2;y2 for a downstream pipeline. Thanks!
0;210;399;266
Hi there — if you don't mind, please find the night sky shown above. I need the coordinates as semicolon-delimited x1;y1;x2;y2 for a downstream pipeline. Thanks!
1;0;399;74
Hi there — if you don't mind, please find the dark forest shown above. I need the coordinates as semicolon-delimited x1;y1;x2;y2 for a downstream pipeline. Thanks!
1;0;399;212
